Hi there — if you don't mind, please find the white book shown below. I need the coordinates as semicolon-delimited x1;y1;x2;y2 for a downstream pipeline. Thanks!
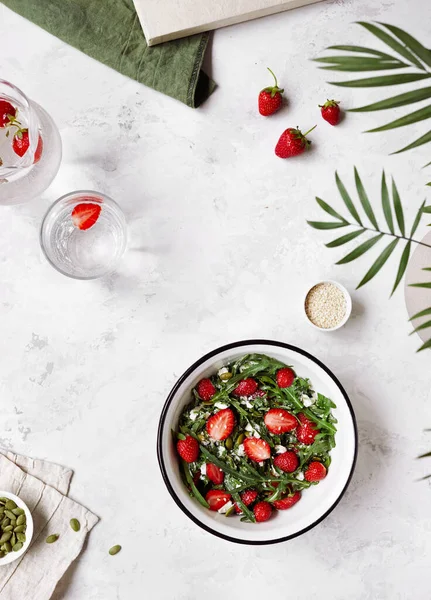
134;0;325;46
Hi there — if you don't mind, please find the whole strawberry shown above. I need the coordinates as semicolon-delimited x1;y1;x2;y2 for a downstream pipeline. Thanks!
176;435;199;463
258;68;284;116
305;461;327;482
275;125;316;159
0;100;16;128
254;501;272;522
320;99;341;126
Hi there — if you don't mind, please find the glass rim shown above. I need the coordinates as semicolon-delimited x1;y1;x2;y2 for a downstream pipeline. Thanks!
39;189;127;280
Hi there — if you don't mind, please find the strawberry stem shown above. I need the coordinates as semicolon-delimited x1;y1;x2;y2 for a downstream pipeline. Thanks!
303;125;317;137
267;67;278;88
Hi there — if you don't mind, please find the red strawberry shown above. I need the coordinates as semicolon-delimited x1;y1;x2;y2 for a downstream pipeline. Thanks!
273;491;301;510
276;367;295;388
305;461;327;482
176;435;199;463
264;408;297;434
0;100;16;128
12;130;43;163
234;489;258;514
273;451;299;473
205;490;231;511
296;413;319;445
320;99;341;126
275;125;316;159
233;378;258;397
206;408;235;441
243;437;271;462
254;501;272;522
258;67;284;116
71;202;102;231
196;378;216;402
206;463;224;485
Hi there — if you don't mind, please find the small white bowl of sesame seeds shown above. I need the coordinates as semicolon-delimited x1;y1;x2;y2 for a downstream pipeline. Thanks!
304;280;352;332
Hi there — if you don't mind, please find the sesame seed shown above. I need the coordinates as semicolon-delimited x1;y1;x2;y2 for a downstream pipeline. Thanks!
305;283;347;329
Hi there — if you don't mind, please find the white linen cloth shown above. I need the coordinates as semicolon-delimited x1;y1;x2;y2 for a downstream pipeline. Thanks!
0;451;98;599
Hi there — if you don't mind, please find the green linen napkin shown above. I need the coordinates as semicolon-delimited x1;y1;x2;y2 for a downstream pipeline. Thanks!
1;0;215;107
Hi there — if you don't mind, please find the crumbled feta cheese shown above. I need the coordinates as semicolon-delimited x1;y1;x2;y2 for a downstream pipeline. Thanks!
214;402;228;410
217;445;227;457
218;367;229;376
245;422;260;438
271;466;279;476
275;445;287;454
200;464;207;476
296;471;304;481
301;393;314;408
253;431;261;438
258;461;264;467
236;444;245;457
245;423;253;432
218;500;233;514
240;398;253;409
189;409;199;421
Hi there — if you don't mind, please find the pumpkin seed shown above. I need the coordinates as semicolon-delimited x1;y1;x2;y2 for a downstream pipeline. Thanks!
16;533;26;543
225;437;233;450
0;532;12;543
46;534;59;544
13;525;25;533
235;433;245;446
0;552;4;559
2;526;13;533
1;518;10;528
224;504;236;517
0;507;5;516
0;498;9;504
220;371;233;381
12;508;24;516
70;518;80;532
10;534;16;547
109;545;121;556
3;542;11;553
12;542;23;552
4;510;16;520
5;500;17;510
16;515;26;526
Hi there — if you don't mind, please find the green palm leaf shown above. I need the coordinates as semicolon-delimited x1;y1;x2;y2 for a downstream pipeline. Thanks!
410;320;431;336
315;197;347;222
317;23;431;154
336;172;363;225
418;339;431;352
330;73;430;88
381;172;394;234
379;23;431;69
326;229;365;248
357;239;399;289
392;179;405;235
357;21;425;69
391;242;411;296
410;282;431;289
307;221;347;230
410;307;431;321
367;104;431;132
336;234;383;265
355;168;379;229
411;201;426;236
349;87;431;113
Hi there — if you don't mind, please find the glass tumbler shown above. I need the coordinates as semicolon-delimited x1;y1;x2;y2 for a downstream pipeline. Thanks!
0;79;62;205
40;191;127;279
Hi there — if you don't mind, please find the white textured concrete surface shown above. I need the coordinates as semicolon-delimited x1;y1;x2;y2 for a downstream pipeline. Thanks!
0;0;431;598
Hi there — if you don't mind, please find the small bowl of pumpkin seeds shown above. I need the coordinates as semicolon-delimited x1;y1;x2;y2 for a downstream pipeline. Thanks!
0;491;33;565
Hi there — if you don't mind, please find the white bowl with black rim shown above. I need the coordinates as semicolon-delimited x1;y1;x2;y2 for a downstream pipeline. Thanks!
0;491;33;565
157;340;357;545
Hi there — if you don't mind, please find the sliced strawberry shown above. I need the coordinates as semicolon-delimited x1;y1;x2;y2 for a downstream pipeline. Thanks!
206;463;224;485
273;451;299;473
71;202;102;231
243;437;271;462
296;412;319;445
234;489;258;514
305;461;327;482
34;135;43;163
205;490;231;511
273;491;301;510
196;378;216;401
264;408;297;434
206;408;235;441
276;367;295;388
233;378;258;397
254;501;272;522
176;435;199;463
0;100;16;128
